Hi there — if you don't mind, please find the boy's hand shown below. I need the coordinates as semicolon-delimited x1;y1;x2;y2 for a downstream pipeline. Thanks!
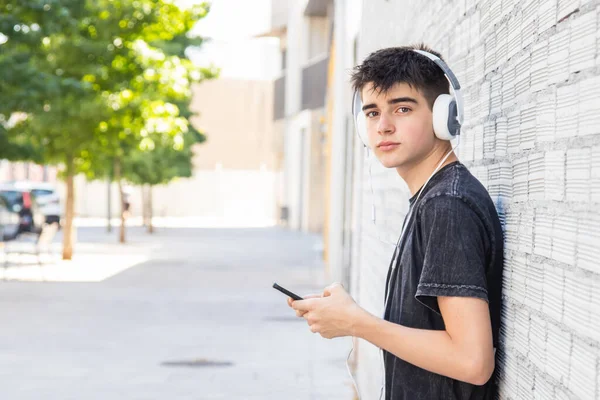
289;282;365;339
287;293;321;317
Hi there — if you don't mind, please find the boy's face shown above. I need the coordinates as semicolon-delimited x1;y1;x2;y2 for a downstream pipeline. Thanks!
360;81;438;170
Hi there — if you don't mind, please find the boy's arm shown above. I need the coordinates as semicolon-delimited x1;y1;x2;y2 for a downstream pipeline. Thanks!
352;295;495;386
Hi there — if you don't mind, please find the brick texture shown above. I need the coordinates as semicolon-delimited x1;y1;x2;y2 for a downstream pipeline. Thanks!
351;1;600;398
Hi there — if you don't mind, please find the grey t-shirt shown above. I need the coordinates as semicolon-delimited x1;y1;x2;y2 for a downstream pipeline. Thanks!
383;161;504;400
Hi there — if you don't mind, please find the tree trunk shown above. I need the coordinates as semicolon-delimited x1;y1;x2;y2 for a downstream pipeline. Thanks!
107;179;112;233
62;157;75;260
147;185;154;234
141;185;147;227
114;158;126;244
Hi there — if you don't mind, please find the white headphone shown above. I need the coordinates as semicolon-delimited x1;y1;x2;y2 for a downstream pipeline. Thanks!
413;49;464;140
347;48;464;400
352;49;464;144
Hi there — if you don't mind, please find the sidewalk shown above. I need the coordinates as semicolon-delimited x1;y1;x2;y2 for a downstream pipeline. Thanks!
0;224;356;399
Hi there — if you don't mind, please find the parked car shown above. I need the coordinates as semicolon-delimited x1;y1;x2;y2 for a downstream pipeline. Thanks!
4;181;62;226
0;184;45;235
28;183;62;225
0;196;20;241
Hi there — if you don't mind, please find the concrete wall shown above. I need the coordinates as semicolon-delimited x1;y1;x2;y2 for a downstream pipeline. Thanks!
283;108;327;233
307;16;330;61
279;0;331;234
307;111;327;233
349;0;600;399
284;110;311;230
189;79;276;171
71;169;279;226
284;0;309;118
327;0;364;285
270;0;294;31
0;161;58;183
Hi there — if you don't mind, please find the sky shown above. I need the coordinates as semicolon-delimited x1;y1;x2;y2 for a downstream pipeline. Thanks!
192;0;272;40
187;0;282;80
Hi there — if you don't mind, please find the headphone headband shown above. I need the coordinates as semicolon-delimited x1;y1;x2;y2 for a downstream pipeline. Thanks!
411;49;464;126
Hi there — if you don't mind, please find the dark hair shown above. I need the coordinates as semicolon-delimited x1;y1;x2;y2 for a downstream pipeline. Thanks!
350;43;449;110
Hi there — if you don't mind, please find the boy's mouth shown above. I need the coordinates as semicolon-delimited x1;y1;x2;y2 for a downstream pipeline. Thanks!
378;141;400;151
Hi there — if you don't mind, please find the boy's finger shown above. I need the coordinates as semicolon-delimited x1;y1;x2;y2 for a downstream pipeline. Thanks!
291;298;316;312
302;293;322;299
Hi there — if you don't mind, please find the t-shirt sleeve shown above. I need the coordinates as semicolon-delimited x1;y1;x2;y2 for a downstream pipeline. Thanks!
415;195;490;315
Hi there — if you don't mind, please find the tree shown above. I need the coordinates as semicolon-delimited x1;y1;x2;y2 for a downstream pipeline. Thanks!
0;0;81;160
123;129;205;233
1;0;215;257
80;36;217;242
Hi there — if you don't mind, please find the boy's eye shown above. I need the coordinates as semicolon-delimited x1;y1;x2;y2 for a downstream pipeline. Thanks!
397;107;411;113
366;111;379;118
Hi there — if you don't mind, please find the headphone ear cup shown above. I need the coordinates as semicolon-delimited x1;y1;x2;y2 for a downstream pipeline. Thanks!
352;91;369;147
432;94;456;141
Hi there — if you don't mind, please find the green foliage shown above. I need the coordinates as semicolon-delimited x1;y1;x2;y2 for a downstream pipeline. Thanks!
0;0;218;186
123;128;205;186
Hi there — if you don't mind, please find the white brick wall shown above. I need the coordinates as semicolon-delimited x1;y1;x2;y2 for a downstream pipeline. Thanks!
349;0;600;398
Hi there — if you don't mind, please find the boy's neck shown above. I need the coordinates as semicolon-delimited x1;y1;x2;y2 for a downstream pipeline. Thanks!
395;145;458;197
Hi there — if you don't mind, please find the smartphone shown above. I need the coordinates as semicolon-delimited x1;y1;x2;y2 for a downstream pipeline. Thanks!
272;282;303;301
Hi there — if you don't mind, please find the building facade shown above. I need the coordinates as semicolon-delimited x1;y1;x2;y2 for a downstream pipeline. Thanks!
264;0;332;233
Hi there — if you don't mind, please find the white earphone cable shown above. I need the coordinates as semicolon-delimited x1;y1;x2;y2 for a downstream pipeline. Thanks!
367;148;384;243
